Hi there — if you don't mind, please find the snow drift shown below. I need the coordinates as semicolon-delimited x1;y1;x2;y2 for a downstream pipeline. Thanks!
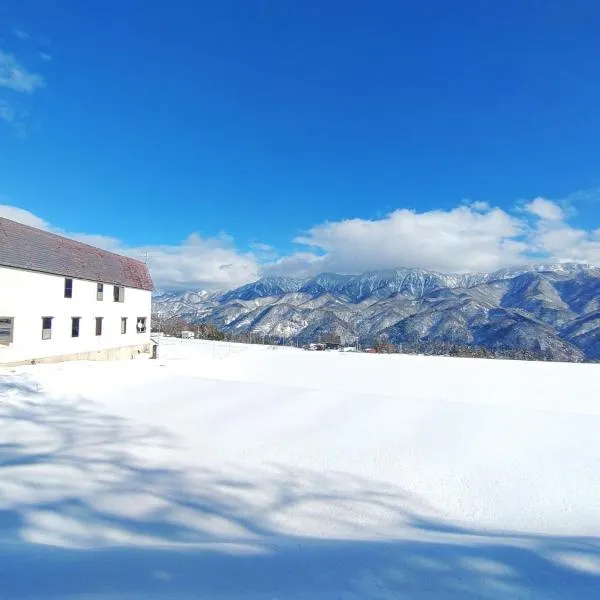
1;339;600;598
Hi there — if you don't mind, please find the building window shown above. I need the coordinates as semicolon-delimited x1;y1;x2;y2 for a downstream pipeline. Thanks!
95;317;103;336
136;317;147;333
121;317;127;334
64;278;73;298
71;317;80;338
97;283;104;301
113;285;125;303
0;317;14;346
42;317;53;340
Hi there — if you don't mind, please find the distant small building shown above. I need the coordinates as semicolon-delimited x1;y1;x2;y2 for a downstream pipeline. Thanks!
308;343;326;351
0;216;153;366
320;333;342;350
180;330;195;339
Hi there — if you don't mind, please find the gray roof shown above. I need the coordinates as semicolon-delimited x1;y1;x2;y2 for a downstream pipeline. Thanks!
0;217;153;291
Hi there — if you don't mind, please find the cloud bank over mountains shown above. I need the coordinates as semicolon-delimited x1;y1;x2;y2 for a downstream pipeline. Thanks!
2;193;600;290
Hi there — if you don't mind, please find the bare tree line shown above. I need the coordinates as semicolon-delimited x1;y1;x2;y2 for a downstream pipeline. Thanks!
151;314;582;362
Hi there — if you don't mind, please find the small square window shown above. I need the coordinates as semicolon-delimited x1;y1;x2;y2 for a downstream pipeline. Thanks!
71;317;80;338
42;317;53;340
64;278;73;298
121;317;127;334
136;317;147;333
113;286;125;303
97;283;104;301
95;317;103;336
0;317;14;346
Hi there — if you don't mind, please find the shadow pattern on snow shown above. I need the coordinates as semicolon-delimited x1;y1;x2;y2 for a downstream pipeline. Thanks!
1;373;600;599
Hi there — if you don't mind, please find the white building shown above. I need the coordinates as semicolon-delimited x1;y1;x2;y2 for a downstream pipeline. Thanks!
0;216;153;366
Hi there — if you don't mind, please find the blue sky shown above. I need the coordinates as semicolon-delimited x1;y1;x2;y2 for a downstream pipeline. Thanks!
2;1;600;289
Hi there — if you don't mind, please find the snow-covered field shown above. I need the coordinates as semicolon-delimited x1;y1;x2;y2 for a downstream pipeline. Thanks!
2;338;600;599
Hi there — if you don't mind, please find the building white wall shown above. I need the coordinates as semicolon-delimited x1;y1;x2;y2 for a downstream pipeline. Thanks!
0;265;152;363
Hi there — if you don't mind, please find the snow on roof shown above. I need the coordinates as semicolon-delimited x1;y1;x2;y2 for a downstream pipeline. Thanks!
0;216;153;291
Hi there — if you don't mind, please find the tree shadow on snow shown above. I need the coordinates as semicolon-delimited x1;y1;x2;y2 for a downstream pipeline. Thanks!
1;374;599;599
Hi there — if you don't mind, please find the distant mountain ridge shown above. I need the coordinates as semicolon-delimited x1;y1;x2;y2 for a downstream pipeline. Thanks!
153;263;600;361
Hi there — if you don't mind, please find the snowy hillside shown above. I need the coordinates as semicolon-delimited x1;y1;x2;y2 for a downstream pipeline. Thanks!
2;339;600;598
153;263;600;360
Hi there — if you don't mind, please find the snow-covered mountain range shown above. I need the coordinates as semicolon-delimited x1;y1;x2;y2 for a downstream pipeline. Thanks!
153;263;600;360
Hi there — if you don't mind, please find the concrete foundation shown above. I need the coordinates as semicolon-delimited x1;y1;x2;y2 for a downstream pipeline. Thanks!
0;343;152;367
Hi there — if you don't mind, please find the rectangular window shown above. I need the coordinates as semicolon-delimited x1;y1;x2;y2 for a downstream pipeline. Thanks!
121;317;127;334
95;317;103;336
136;317;147;333
42;317;53;340
0;317;14;345
113;285;125;303
64;278;73;298
71;317;80;338
97;283;104;301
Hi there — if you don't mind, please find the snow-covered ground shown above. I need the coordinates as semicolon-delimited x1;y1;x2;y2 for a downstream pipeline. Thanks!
2;338;600;599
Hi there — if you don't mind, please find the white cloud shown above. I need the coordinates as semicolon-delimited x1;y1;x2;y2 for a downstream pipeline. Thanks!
0;45;44;133
0;204;51;229
248;241;278;262
0;204;259;290
0;100;16;123
69;232;123;252
0;47;44;93
0;99;28;136
39;52;52;62
250;242;274;253
535;227;585;253
281;206;526;275
533;226;600;264
139;234;259;290
13;28;30;41
266;197;600;280
265;251;325;279
562;186;600;206
468;200;491;212
524;197;565;221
